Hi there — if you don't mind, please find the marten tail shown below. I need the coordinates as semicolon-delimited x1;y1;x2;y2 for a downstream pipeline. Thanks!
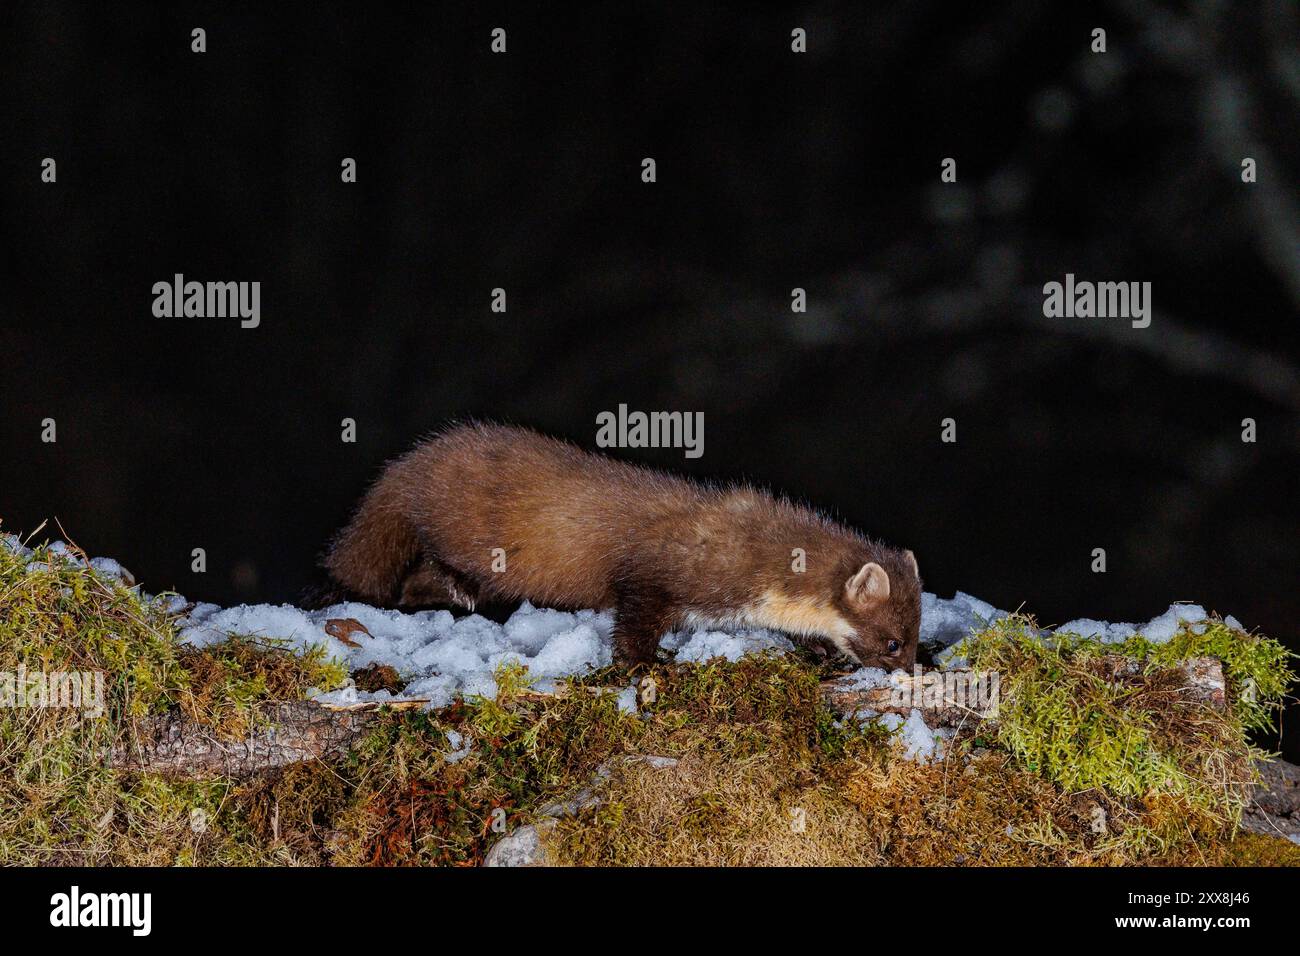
321;461;424;605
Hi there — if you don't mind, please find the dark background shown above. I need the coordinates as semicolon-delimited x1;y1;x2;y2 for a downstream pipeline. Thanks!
2;3;1297;755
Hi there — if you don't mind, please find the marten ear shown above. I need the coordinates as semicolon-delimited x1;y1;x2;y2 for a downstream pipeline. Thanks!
903;550;920;580
845;562;890;606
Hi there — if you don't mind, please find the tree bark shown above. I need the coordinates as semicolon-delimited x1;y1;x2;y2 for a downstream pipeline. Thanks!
108;698;427;778
1242;758;1300;843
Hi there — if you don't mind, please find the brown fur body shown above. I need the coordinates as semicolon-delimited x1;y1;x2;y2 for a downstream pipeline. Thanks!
323;423;921;668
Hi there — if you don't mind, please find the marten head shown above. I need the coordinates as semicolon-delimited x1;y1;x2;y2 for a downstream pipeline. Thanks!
833;550;921;670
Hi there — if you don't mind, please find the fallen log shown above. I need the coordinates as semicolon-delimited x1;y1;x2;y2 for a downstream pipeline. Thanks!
108;697;428;778
105;681;631;779
820;656;1226;727
106;656;1228;776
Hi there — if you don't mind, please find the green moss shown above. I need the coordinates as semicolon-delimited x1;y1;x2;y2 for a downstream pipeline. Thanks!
957;613;1295;848
1218;832;1300;867
176;637;347;737
0;537;347;864
1128;619;1293;732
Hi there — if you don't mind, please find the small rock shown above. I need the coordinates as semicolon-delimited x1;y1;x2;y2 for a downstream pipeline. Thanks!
483;819;557;867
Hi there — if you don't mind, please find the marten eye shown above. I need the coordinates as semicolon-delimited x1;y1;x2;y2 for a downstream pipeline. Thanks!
887;639;901;654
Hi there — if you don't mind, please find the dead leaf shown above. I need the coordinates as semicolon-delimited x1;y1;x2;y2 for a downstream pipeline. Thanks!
325;617;371;648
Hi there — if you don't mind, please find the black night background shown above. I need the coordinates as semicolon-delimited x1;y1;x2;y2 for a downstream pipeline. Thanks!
2;3;1297;756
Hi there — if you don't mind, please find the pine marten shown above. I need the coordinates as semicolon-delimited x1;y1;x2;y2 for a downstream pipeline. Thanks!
321;423;921;669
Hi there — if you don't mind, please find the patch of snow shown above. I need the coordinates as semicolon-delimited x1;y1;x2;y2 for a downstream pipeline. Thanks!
1139;604;1207;643
661;627;795;663
1054;618;1137;644
858;707;952;763
154;593;192;614
178;600;615;710
1056;603;1207;645
47;541;76;559
443;730;473;764
615;684;639;715
88;556;133;584
0;533;33;560
895;709;941;763
524;618;610;677
921;591;1009;651
836;666;895;691
875;713;905;732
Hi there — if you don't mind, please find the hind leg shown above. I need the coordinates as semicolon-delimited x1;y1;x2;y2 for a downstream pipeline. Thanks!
398;558;481;610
